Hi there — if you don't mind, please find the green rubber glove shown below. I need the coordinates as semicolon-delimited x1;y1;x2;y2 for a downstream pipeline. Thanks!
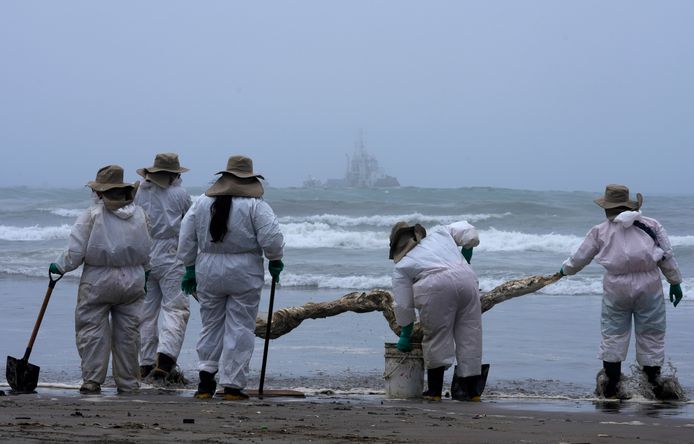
669;283;683;307
269;259;284;283
181;265;196;295
461;247;473;264
396;323;413;353
49;263;63;275
144;270;150;293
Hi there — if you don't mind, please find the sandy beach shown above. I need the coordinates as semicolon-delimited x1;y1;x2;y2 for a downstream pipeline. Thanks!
1;388;693;443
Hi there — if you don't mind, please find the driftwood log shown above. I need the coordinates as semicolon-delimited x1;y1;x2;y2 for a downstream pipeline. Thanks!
255;273;562;342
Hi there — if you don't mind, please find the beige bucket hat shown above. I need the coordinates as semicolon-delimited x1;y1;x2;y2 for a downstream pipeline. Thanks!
136;152;189;177
594;184;643;210
87;165;138;192
389;221;427;263
205;155;265;197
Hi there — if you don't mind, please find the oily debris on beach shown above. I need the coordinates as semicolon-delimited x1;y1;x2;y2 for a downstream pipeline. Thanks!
1;393;694;443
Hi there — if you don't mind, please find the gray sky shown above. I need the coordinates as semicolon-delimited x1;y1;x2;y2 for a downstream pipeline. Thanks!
1;1;692;192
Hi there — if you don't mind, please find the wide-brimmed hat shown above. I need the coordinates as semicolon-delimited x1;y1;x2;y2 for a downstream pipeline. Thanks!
389;221;427;263
215;155;265;179
87;165;138;192
136;152;189;178
594;184;643;210
205;155;265;198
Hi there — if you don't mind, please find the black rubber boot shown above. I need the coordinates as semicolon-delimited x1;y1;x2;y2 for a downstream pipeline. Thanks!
642;365;661;385
422;367;445;400
452;364;489;402
194;371;217;399
223;387;250;401
139;364;154;379
450;366;460;397
452;375;479;401
151;353;176;380
642;366;664;399
603;361;621;399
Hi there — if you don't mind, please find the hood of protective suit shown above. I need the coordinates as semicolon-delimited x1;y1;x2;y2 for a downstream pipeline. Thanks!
613;210;642;227
112;203;138;219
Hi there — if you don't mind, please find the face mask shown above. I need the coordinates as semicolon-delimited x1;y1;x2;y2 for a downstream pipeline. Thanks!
145;172;177;188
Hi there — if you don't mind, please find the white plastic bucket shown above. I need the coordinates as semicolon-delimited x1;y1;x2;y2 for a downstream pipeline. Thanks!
383;342;424;399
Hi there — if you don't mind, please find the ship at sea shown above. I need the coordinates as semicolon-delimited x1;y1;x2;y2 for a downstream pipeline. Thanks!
303;136;400;188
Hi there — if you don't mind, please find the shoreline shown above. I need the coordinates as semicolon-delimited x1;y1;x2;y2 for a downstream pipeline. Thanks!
1;389;694;443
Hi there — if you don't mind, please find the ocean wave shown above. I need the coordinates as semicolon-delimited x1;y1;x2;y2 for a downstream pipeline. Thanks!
46;208;85;218
279;212;511;227
7;213;692;257
282;223;386;249
282;224;584;252
0;224;72;241
477;276;604;295
269;273;392;290
671;235;694;247
265;273;607;295
478;228;584;253
2;265;691;301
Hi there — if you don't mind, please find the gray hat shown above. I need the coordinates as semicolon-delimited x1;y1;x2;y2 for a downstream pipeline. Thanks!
87;165;138;192
594;184;642;210
206;155;264;197
136;152;189;177
389;221;426;263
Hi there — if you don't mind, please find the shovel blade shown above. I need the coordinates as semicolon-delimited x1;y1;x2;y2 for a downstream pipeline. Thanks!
6;356;40;394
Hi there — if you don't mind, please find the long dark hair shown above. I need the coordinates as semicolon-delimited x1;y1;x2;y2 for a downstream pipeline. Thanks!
210;195;232;242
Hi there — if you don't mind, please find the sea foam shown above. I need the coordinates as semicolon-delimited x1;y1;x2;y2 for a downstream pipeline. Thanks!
281;223;584;252
47;208;85;218
0;224;72;241
279;212;511;227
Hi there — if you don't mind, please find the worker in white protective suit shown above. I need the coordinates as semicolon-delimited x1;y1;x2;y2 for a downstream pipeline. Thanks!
134;153;192;381
49;165;152;394
178;155;284;401
560;184;683;400
390;220;487;402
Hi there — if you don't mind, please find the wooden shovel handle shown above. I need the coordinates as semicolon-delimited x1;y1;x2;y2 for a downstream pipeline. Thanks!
22;271;63;361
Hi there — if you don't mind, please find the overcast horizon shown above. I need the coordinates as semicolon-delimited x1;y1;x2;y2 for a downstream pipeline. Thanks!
1;1;692;193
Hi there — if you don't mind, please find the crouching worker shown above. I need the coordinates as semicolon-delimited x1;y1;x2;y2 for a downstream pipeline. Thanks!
560;184;683;400
178;155;284;401
389;220;487;401
135;153;192;381
50;165;152;394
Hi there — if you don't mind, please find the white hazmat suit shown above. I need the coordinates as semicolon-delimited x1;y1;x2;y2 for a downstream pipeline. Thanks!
562;211;682;366
55;200;152;391
134;179;192;367
178;195;284;389
392;221;482;377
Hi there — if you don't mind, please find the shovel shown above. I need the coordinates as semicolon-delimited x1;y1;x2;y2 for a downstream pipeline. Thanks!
6;270;62;394
258;277;277;399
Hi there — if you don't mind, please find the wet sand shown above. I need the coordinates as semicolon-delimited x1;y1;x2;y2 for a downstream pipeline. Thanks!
1;389;693;443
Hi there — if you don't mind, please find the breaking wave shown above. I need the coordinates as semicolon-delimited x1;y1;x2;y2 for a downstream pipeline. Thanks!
269;273;391;290
479;228;583;253
0;224;72;241
671;235;694;247
282;224;585;252
279;212;512;227
47;208;85;218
